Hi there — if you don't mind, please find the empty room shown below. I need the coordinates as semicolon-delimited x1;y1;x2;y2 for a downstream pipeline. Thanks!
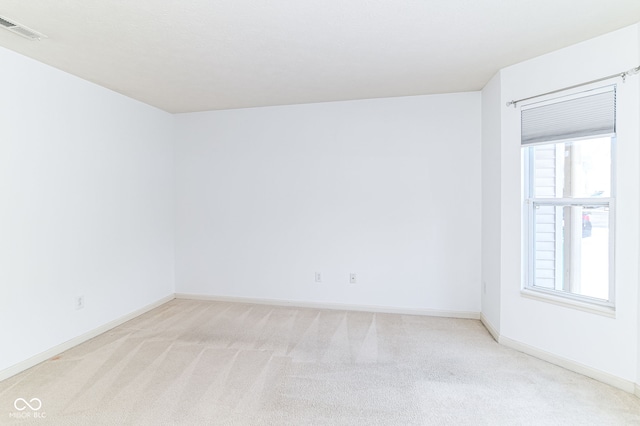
1;1;640;424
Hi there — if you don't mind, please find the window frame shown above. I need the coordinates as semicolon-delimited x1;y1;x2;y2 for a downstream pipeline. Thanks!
520;87;617;311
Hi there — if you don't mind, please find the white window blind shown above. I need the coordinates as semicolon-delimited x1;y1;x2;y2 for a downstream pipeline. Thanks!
521;86;616;145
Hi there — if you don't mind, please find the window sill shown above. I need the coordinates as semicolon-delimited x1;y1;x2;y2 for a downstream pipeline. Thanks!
520;289;616;318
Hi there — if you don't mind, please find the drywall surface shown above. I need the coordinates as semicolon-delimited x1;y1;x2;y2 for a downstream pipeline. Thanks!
498;24;640;381
637;25;640;390
0;46;175;373
175;93;481;313
480;72;502;333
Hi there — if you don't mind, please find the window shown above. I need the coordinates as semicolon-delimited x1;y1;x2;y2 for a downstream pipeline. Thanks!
522;86;615;307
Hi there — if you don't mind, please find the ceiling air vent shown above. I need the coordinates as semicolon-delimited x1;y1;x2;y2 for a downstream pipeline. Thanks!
0;15;46;40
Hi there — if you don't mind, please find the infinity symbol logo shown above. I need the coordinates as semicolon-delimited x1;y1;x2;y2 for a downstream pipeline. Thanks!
14;398;42;411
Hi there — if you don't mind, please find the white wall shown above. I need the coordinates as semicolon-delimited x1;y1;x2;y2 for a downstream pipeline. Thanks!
480;72;502;333
637;26;640;391
0;47;175;373
494;24;640;383
175;93;481;314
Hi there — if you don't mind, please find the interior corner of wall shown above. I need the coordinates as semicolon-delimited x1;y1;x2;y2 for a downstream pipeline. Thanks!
480;312;500;342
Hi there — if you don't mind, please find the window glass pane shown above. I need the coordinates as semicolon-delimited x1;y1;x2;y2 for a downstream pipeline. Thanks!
532;203;609;301
581;206;609;299
531;137;611;198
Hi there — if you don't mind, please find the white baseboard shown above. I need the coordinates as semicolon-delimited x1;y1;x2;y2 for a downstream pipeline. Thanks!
0;294;175;383
479;314;499;342
175;293;481;320
499;335;636;394
478;313;637;397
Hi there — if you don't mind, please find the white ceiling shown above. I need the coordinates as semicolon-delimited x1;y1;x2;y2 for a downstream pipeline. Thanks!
1;1;639;113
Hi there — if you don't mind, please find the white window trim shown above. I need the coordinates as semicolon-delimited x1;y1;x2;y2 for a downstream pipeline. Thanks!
522;137;617;310
520;288;615;318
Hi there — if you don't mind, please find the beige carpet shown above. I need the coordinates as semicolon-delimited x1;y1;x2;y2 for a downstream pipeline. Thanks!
1;299;639;425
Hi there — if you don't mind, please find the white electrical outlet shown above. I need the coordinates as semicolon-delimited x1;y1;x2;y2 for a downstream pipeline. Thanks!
76;296;84;310
349;273;357;284
315;272;322;283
